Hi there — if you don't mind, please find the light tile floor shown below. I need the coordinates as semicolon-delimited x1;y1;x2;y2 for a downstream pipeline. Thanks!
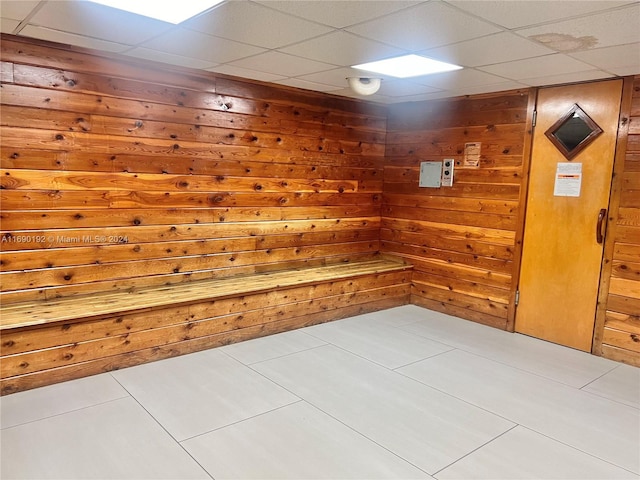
1;305;639;479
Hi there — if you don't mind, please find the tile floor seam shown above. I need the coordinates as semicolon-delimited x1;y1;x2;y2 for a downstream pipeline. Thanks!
178;399;305;443
512;424;640;476
243;353;438;475
580;364;626;390
244;346;514;478
108;373;216;480
430;423;520;478
4;306;637;479
275;395;436;477
300;335;451;373
394;358;640;474
245;343;330;366
392;364;521;428
0;393;130;431
397;324;616;389
391;346;456;371
580;388;640;410
219;341;328;366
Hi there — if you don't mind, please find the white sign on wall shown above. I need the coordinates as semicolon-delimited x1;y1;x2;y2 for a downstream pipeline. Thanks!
554;162;582;197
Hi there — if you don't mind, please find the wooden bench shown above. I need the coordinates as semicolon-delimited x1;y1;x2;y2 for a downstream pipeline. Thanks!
0;257;413;395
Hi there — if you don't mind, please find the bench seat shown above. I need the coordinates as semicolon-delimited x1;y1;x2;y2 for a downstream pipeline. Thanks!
1;259;411;330
0;258;413;395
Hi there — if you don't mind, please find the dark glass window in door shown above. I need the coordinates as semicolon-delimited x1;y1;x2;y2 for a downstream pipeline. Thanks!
545;104;603;160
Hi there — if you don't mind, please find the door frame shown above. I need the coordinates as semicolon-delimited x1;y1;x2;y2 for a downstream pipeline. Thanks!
591;76;635;355
507;77;634;356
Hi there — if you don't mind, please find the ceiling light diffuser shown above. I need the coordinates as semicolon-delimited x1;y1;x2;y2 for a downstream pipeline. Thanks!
352;54;462;78
86;0;224;24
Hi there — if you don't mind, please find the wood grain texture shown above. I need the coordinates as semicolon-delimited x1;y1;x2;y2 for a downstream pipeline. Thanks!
383;89;530;328
593;76;640;366
1;35;384;303
0;35;401;394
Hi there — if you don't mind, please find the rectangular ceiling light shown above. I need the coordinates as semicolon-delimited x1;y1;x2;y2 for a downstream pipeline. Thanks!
352;54;462;78
87;0;224;24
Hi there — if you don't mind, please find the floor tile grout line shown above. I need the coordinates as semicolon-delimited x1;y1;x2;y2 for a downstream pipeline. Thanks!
300;330;455;373
295;399;434;478
431;424;520;478
0;393;131;431
514;424;640;476
218;341;329;366
396;321;620;390
241;341;516;478
244;359;434;477
221;341;330;367
108;373;216;480
391;346;456;370
393;366;640;475
178;399;304;443
240;350;440;476
580;363;623;390
577;389;640;410
392;364;521;428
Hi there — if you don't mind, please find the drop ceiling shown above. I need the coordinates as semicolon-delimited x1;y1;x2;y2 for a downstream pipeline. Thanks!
1;0;639;103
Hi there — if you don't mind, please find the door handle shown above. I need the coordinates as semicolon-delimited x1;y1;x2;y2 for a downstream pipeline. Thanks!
596;208;607;244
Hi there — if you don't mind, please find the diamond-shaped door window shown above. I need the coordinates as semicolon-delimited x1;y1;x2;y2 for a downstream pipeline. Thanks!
545;104;603;160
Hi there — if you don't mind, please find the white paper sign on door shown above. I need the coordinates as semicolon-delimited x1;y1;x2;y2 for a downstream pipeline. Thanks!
554;162;582;197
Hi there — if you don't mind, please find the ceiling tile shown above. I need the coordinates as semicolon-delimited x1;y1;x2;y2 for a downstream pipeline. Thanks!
141;28;265;64
478;54;595;80
256;0;421;28
281;31;404;67
519;69;614;86
228;51;336;77
183;1;332;49
377;80;442;97
610;65;640;76
447;0;632;29
1;18;20;34
297;67;366;89
414;68;510;89
0;1;41;21
19;25;130;53
274;78;342;92
422;32;554;67
517;5;640;52
346;2;501;51
444;80;529;97
207;65;287;83
29;1;173;45
386;91;457;103
570;43;640;74
297;67;404;90
124;47;217;70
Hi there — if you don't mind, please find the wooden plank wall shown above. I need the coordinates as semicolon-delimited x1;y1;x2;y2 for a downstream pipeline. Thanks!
382;90;532;330
596;75;640;366
0;35;387;304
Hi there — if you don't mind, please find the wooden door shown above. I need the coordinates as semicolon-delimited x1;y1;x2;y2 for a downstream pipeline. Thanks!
515;80;623;351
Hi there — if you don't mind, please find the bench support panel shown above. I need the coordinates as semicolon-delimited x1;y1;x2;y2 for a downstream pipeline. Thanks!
1;268;411;395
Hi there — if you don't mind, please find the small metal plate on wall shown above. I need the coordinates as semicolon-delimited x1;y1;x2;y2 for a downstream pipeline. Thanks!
419;161;442;188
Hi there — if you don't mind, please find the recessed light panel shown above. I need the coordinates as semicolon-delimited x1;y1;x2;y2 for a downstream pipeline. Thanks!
352;54;462;78
87;0;224;24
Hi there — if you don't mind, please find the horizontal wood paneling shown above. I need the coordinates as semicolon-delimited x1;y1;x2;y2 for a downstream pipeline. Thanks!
0;35;386;302
383;90;531;329
596;76;640;366
1;295;405;396
0;35;408;393
1;271;411;395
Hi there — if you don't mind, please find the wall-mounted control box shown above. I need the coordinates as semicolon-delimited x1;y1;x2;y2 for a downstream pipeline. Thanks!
419;161;443;188
441;158;454;187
